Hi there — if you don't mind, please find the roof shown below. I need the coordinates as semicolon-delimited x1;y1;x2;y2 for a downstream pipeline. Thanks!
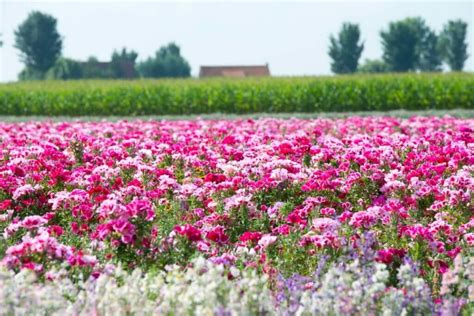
199;65;270;78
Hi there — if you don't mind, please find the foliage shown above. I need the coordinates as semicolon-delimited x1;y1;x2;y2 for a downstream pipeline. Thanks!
18;67;46;81
137;43;191;78
439;20;469;71
357;59;390;73
380;17;427;72
328;23;364;74
418;29;443;72
110;48;138;79
46;58;83;80
40;49;139;81
14;11;62;78
0;74;472;116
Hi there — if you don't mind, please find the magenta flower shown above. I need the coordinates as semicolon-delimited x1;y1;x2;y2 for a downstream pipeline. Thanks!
174;224;202;242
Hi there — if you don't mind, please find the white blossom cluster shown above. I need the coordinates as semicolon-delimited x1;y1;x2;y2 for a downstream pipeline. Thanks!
0;257;272;315
0;256;471;316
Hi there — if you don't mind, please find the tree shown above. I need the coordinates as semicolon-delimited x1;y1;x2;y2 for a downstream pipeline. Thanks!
110;48;138;78
419;31;442;72
328;23;364;74
380;17;428;72
18;68;45;81
357;59;390;73
439;20;469;71
0;33;3;47
46;58;83;80
14;11;62;78
417;29;442;72
111;48;138;64
137;43;191;78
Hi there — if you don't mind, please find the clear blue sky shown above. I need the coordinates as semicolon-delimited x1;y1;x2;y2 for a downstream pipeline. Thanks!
0;0;473;82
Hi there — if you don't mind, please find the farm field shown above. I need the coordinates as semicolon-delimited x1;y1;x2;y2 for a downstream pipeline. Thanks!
1;73;473;116
0;115;472;314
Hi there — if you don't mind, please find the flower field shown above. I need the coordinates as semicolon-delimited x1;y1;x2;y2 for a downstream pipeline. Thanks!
0;116;473;315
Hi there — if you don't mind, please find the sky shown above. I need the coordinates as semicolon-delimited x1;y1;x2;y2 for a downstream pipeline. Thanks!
0;0;473;82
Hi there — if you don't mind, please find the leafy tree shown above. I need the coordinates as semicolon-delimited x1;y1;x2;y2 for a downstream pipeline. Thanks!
18;68;45;81
46;58;83;80
380;17;428;72
137;43;191;78
439;20;469;71
328;23;364;74
110;48;138;78
0;33;3;47
87;56;99;63
418;29;442;72
111;48;138;63
14;11;62;78
357;59;390;73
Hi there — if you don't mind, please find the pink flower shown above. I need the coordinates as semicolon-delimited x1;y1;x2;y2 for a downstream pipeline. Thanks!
277;142;294;155
258;234;277;249
272;224;291;235
197;241;210;252
111;219;134;235
193;208;206;218
204;173;226;183
174;224;202;242
312;218;340;232
240;231;263;244
287;210;307;227
270;168;289;181
12;184;35;200
300;233;339;248
126;198;154;221
48;225;64;237
464;233;474;246
401;224;433;241
0;199;12;211
206;226;229;244
338;211;353;223
121;234;134;244
349;211;377;228
376;248;406;264
320;207;336;216
21;216;47;229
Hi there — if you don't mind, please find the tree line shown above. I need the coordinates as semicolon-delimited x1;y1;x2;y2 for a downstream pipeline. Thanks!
10;11;191;80
329;17;469;74
2;11;470;80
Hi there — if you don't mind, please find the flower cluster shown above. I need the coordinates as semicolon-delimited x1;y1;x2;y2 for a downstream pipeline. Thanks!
0;253;471;315
0;116;472;312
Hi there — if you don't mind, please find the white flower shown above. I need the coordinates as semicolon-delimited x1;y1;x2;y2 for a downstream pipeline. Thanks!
230;266;240;278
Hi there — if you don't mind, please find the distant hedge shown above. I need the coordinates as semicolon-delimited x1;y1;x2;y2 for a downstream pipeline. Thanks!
0;73;473;116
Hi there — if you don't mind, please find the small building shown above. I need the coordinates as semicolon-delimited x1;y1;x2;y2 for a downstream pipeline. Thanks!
199;64;270;78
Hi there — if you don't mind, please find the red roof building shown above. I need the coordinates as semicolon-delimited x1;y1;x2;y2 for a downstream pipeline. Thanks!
199;64;270;78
